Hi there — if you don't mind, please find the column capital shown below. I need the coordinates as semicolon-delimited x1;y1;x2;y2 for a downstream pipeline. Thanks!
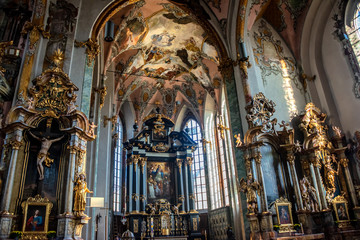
9;139;22;150
176;158;183;173
339;158;349;168
254;153;262;164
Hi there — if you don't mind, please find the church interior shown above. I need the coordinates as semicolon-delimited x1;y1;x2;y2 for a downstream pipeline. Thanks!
1;0;360;239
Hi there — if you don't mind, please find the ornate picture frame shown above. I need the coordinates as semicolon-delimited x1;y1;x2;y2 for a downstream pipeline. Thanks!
21;195;53;239
275;197;294;232
332;195;350;228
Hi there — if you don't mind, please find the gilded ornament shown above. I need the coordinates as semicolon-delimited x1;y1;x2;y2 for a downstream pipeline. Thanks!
332;126;342;138
21;21;50;49
239;57;252;79
217;116;229;140
9;139;22;150
94;86;107;109
74;38;100;66
152;142;169;153
246;92;277;131
176;158;183;173
0;41;13;72
103;115;117;131
234;133;243;147
200;138;211;153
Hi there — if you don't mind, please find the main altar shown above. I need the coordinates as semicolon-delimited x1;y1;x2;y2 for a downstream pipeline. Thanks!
123;110;200;239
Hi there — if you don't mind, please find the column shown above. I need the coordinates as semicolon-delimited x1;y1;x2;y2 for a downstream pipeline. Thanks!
253;151;267;212
140;157;147;213
1;135;22;212
176;158;185;213
127;156;134;213
308;159;322;210
312;158;328;209
64;139;78;214
339;158;358;206
132;155;140;213
186;157;196;213
183;159;190;213
287;153;303;210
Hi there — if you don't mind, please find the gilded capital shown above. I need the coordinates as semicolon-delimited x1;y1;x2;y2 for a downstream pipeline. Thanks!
339;158;349;168
10;139;22;150
74;38;100;66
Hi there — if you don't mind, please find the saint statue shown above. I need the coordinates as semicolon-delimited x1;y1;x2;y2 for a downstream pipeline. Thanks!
299;176;319;212
73;174;93;216
29;131;64;180
238;173;261;214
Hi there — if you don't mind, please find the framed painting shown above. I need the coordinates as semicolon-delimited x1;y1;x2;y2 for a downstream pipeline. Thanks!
21;195;53;238
275;197;294;232
332;195;350;228
147;162;174;203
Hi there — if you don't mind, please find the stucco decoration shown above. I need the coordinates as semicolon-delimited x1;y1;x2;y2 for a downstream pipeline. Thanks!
252;20;301;90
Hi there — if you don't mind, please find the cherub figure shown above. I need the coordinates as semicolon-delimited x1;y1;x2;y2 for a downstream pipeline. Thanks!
238;173;261;214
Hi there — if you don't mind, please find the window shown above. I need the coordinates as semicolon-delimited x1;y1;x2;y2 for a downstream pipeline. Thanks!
184;119;207;210
206;113;222;209
113;118;123;213
346;3;360;64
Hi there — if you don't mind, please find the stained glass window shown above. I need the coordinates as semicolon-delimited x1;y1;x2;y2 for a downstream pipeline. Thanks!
346;3;360;64
184;119;208;210
113;118;123;213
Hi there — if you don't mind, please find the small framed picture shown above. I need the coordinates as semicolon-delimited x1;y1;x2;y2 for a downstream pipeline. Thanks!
332;195;350;225
275;197;294;232
21;195;53;237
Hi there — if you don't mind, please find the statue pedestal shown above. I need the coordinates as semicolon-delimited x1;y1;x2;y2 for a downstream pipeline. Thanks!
57;213;90;240
260;212;275;239
353;207;360;220
57;213;75;240
0;211;15;239
297;210;312;234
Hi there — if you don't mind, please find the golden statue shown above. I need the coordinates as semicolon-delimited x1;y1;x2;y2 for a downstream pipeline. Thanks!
238;173;261;214
73;174;93;216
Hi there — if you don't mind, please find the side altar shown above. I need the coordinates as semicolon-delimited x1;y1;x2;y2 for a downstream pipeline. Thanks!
123;110;200;239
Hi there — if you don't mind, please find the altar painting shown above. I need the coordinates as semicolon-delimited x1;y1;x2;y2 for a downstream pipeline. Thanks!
147;162;173;202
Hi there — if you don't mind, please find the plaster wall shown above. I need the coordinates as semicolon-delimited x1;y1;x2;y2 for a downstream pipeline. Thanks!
248;19;308;125
321;17;360;136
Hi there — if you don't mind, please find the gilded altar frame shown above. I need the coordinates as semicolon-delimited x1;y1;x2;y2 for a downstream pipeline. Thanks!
332;195;350;228
21;195;53;239
275;198;294;233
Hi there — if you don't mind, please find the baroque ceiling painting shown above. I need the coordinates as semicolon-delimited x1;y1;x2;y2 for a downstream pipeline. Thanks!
105;0;222;122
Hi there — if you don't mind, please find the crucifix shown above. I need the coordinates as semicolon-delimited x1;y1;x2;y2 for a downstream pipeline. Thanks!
28;118;65;180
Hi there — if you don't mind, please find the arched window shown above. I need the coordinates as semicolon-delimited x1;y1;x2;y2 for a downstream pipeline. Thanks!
184;119;207;210
346;2;360;65
113;118;123;213
206;113;222;209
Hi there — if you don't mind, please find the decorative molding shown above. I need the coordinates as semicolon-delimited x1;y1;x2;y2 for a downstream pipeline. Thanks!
74;38;100;66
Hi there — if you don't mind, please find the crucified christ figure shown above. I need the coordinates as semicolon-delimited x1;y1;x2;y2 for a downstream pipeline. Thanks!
29;131;64;180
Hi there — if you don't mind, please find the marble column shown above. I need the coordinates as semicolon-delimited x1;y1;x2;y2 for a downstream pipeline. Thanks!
64;139;78;215
140;157;147;213
0;134;22;239
339;158;359;206
183;159;190;213
176;158;185;213
186;157;196;213
253;152;267;212
287;153;303;210
132;155;140;213
127;156;134;213
308;159;323;210
1;136;22;212
313;158;328;209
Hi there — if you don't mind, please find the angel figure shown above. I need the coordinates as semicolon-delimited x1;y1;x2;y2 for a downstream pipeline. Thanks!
147;203;156;216
238;173;261;214
234;133;243;147
73;174;93;216
171;203;182;215
324;154;340;201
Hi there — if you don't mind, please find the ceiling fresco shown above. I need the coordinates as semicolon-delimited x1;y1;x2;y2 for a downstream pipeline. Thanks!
104;0;222;123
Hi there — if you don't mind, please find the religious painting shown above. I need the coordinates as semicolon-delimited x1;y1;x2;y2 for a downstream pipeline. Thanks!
147;162;173;202
333;195;350;224
275;198;294;231
21;195;53;235
260;144;286;206
117;17;146;53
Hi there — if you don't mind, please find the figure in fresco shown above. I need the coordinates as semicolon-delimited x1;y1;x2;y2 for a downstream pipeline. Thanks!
73;174;93;216
151;31;175;47
148;175;156;198
29;131;64;180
